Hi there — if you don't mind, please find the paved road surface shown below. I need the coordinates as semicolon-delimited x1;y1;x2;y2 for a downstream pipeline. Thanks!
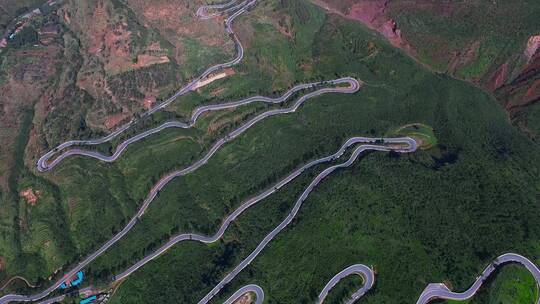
0;17;362;304
114;136;414;282
416;253;540;304
37;79;358;171
35;295;64;304
196;137;417;304
197;0;248;20
2;76;359;303
0;2;260;303
317;264;375;304
224;263;374;304
222;284;264;304
36;0;257;172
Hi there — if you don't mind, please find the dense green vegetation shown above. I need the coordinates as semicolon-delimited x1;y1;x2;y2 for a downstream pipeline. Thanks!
94;1;540;303
525;102;540;142
446;264;539;304
10;26;38;48
1;0;539;303
321;275;364;304
480;265;539;303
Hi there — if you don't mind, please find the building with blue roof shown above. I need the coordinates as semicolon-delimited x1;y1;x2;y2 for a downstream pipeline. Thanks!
79;295;97;304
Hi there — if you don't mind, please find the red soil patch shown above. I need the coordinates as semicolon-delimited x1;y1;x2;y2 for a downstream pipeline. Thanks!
105;112;130;130
273;13;293;39
86;1;109;55
143;96;157;110
488;62;509;91
498;55;540;113
72;1;134;74
233;293;253;304
347;0;388;25
102;22;133;73
20;188;41;206
145;41;162;52
524;80;540;104
449;40;480;74
127;0;232;63
139;2;219;43
311;0;414;55
134;54;170;69
208;87;226;97
347;1;413;54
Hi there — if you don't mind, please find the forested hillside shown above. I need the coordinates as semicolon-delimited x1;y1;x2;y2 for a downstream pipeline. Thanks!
0;0;538;303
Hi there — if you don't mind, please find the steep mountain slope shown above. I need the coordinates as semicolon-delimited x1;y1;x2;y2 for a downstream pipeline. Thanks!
0;0;233;288
0;0;538;303
311;0;540;140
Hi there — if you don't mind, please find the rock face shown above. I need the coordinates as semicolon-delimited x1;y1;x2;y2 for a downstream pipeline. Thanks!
525;35;540;61
488;62;508;91
346;0;414;54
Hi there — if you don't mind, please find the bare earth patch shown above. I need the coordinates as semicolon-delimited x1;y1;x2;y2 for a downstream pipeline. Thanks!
193;68;236;90
134;54;170;69
20;188;42;206
311;0;415;55
105;112;130;130
143;96;157;110
449;40;480;74
525;35;540;61
233;293;254;304
488;62;509;91
127;0;233;64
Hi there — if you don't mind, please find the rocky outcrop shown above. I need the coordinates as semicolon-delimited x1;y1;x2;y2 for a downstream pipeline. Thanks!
346;0;414;54
525;35;540;61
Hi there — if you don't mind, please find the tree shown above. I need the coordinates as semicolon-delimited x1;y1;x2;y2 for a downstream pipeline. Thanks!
12;26;38;48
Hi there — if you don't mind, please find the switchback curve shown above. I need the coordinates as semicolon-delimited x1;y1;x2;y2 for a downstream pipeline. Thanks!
38;78;359;171
113;136;414;282
416;253;540;304
317;264;375;304
223;284;264;304
36;0;257;172
196;138;417;304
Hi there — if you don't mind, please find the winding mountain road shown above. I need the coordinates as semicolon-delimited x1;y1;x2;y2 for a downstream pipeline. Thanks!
37;78;359;171
417;253;540;304
5;1;538;304
317;264;375;304
195;138;417;304
36;0;257;172
222;284;264;304
1;78;360;304
197;0;249;20
0;3;366;302
226;263;374;304
113;137;415;283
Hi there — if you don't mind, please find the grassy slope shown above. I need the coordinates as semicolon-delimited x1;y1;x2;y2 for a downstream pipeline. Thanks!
97;1;540;304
